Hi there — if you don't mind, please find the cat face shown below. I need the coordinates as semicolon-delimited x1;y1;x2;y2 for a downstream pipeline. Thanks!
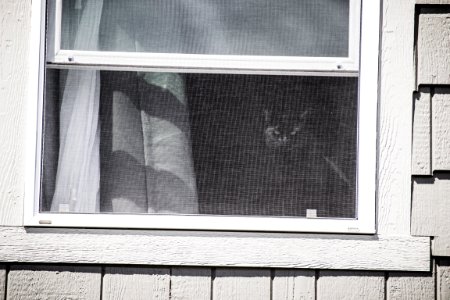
264;109;307;149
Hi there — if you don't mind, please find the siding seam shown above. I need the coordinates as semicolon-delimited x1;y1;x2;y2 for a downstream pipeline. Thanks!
384;271;388;300
430;86;434;173
3;265;9;300
169;267;172;300
433;260;437;300
269;269;274;300
315;270;319;300
99;266;104;300
210;268;215;300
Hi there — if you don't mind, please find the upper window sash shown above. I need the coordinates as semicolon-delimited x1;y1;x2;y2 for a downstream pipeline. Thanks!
46;0;361;74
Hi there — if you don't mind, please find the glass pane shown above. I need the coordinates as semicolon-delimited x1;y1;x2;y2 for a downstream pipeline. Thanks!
42;69;357;218
60;0;350;57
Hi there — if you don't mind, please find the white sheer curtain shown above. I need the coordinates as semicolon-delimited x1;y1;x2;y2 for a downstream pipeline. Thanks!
51;0;103;212
51;0;198;214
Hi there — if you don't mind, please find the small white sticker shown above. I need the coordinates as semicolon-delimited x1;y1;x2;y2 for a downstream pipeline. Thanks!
306;209;317;218
59;204;70;212
347;227;360;233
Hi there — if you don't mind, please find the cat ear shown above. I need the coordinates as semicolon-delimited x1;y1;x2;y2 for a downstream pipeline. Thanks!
290;110;309;133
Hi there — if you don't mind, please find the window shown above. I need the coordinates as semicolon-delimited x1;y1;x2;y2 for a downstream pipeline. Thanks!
26;0;379;233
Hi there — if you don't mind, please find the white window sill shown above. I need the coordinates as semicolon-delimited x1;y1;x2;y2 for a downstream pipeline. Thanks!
0;227;429;271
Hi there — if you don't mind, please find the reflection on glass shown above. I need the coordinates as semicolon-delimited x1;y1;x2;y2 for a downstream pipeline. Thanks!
61;0;350;57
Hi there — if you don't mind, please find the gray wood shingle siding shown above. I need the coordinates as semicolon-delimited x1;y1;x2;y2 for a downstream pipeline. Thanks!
412;88;450;173
417;9;450;85
412;8;450;257
1;264;448;300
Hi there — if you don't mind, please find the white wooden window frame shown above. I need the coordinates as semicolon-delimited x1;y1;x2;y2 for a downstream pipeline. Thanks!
15;0;431;272
24;0;378;234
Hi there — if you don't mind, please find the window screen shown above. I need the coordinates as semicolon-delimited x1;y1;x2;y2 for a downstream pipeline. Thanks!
40;0;362;223
60;0;350;57
41;69;357;218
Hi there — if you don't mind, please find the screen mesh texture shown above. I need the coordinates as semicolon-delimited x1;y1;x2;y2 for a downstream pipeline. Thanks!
42;70;357;218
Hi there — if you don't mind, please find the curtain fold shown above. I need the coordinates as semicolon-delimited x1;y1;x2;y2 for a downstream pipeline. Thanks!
140;73;198;214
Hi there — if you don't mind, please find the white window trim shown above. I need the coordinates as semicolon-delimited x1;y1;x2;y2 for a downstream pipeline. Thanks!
0;226;430;271
46;0;361;74
16;0;432;272
25;0;376;234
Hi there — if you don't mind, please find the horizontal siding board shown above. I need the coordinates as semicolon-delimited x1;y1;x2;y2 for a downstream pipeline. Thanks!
102;267;170;300
0;227;430;271
417;12;450;85
432;89;450;171
6;265;101;300
411;174;450;236
272;270;315;300
170;268;211;300
387;272;435;300
317;271;384;300
437;261;450;300
412;89;432;175
213;268;271;300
